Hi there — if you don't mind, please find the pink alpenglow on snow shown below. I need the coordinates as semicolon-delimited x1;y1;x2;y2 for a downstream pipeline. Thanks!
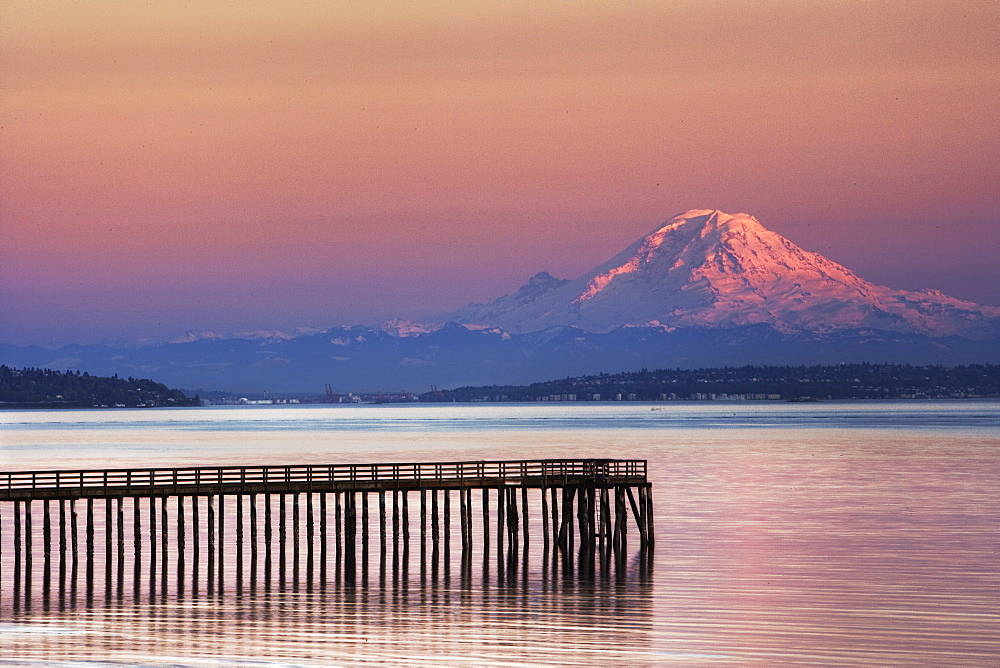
442;210;1000;338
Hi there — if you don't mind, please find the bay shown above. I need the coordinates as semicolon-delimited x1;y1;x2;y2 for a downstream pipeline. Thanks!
1;400;999;665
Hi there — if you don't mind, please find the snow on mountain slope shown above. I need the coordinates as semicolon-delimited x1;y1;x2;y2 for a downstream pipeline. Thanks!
441;209;1000;338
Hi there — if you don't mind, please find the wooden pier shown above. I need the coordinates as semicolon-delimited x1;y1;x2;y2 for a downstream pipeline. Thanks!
0;459;652;601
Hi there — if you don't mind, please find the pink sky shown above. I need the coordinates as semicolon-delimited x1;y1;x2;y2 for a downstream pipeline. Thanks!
3;1;999;345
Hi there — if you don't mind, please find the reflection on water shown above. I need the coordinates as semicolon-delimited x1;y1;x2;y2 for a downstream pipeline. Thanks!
1;521;655;666
2;401;1000;665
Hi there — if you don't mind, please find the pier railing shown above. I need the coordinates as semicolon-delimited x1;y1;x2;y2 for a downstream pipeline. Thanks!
0;459;646;500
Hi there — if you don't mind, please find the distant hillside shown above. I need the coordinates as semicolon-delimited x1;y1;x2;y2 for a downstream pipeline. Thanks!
0;366;200;408
421;363;1000;402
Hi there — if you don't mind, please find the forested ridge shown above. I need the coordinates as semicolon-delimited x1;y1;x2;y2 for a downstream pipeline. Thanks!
423;363;1000;402
0;366;199;408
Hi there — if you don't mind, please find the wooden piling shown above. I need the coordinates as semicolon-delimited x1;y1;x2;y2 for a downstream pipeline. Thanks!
14;502;22;593
70;500;78;579
250;493;259;586
541;487;549;550
586;483;597;547
459;488;468;551
307;492;314;580
237;493;244;587
378;490;386;553
293;492;300;580
217;493;224;591
467;489;475;551
161;497;168;591
335;492;343;556
218;491;226;594
443;490;451;552
264;493;272;581
600;487;611;551
344;492;356;576
24;499;32;572
507;487;518;549
361;492;369;563
14;499;22;565
558;486;574;550
496;485;504;549
521;484;529;547
613;486;624;550
44;499;52;573
625;486;646;546
131;498;139;587
208;494;215;589
550;487;559;547
318;492;326;584
401;491;409;544
103;498;111;587
177;496;185;582
59;499;67;571
420;489;427;547
192;494;199;582
147;496;156;588
117;498;125;578
481;487;489;550
637;486;647;548
84;498;93;574
279;493;286;579
391;490;399;545
645;484;654;546
345;491;356;562
431;489;440;548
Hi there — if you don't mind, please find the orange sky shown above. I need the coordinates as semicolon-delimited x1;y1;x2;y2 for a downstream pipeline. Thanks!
3;1;999;344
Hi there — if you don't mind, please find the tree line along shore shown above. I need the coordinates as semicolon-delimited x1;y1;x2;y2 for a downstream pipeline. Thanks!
0;365;199;408
418;363;1000;403
2;363;999;408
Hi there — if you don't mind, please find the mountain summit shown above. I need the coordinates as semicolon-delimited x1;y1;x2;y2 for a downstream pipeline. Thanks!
442;209;1000;338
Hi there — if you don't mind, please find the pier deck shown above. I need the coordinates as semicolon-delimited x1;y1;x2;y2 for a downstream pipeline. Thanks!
0;459;646;501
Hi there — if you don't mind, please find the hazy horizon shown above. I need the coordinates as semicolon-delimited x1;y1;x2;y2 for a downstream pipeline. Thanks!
4;2;999;346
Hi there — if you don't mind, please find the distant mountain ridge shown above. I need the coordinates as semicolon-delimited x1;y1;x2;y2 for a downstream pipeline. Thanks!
440;209;1000;338
5;322;999;394
3;209;999;393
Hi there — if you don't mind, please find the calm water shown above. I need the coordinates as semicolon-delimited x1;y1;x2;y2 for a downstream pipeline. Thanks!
1;401;999;665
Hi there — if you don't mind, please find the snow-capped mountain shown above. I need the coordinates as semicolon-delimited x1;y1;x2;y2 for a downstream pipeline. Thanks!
5;209;999;393
442;209;1000;338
